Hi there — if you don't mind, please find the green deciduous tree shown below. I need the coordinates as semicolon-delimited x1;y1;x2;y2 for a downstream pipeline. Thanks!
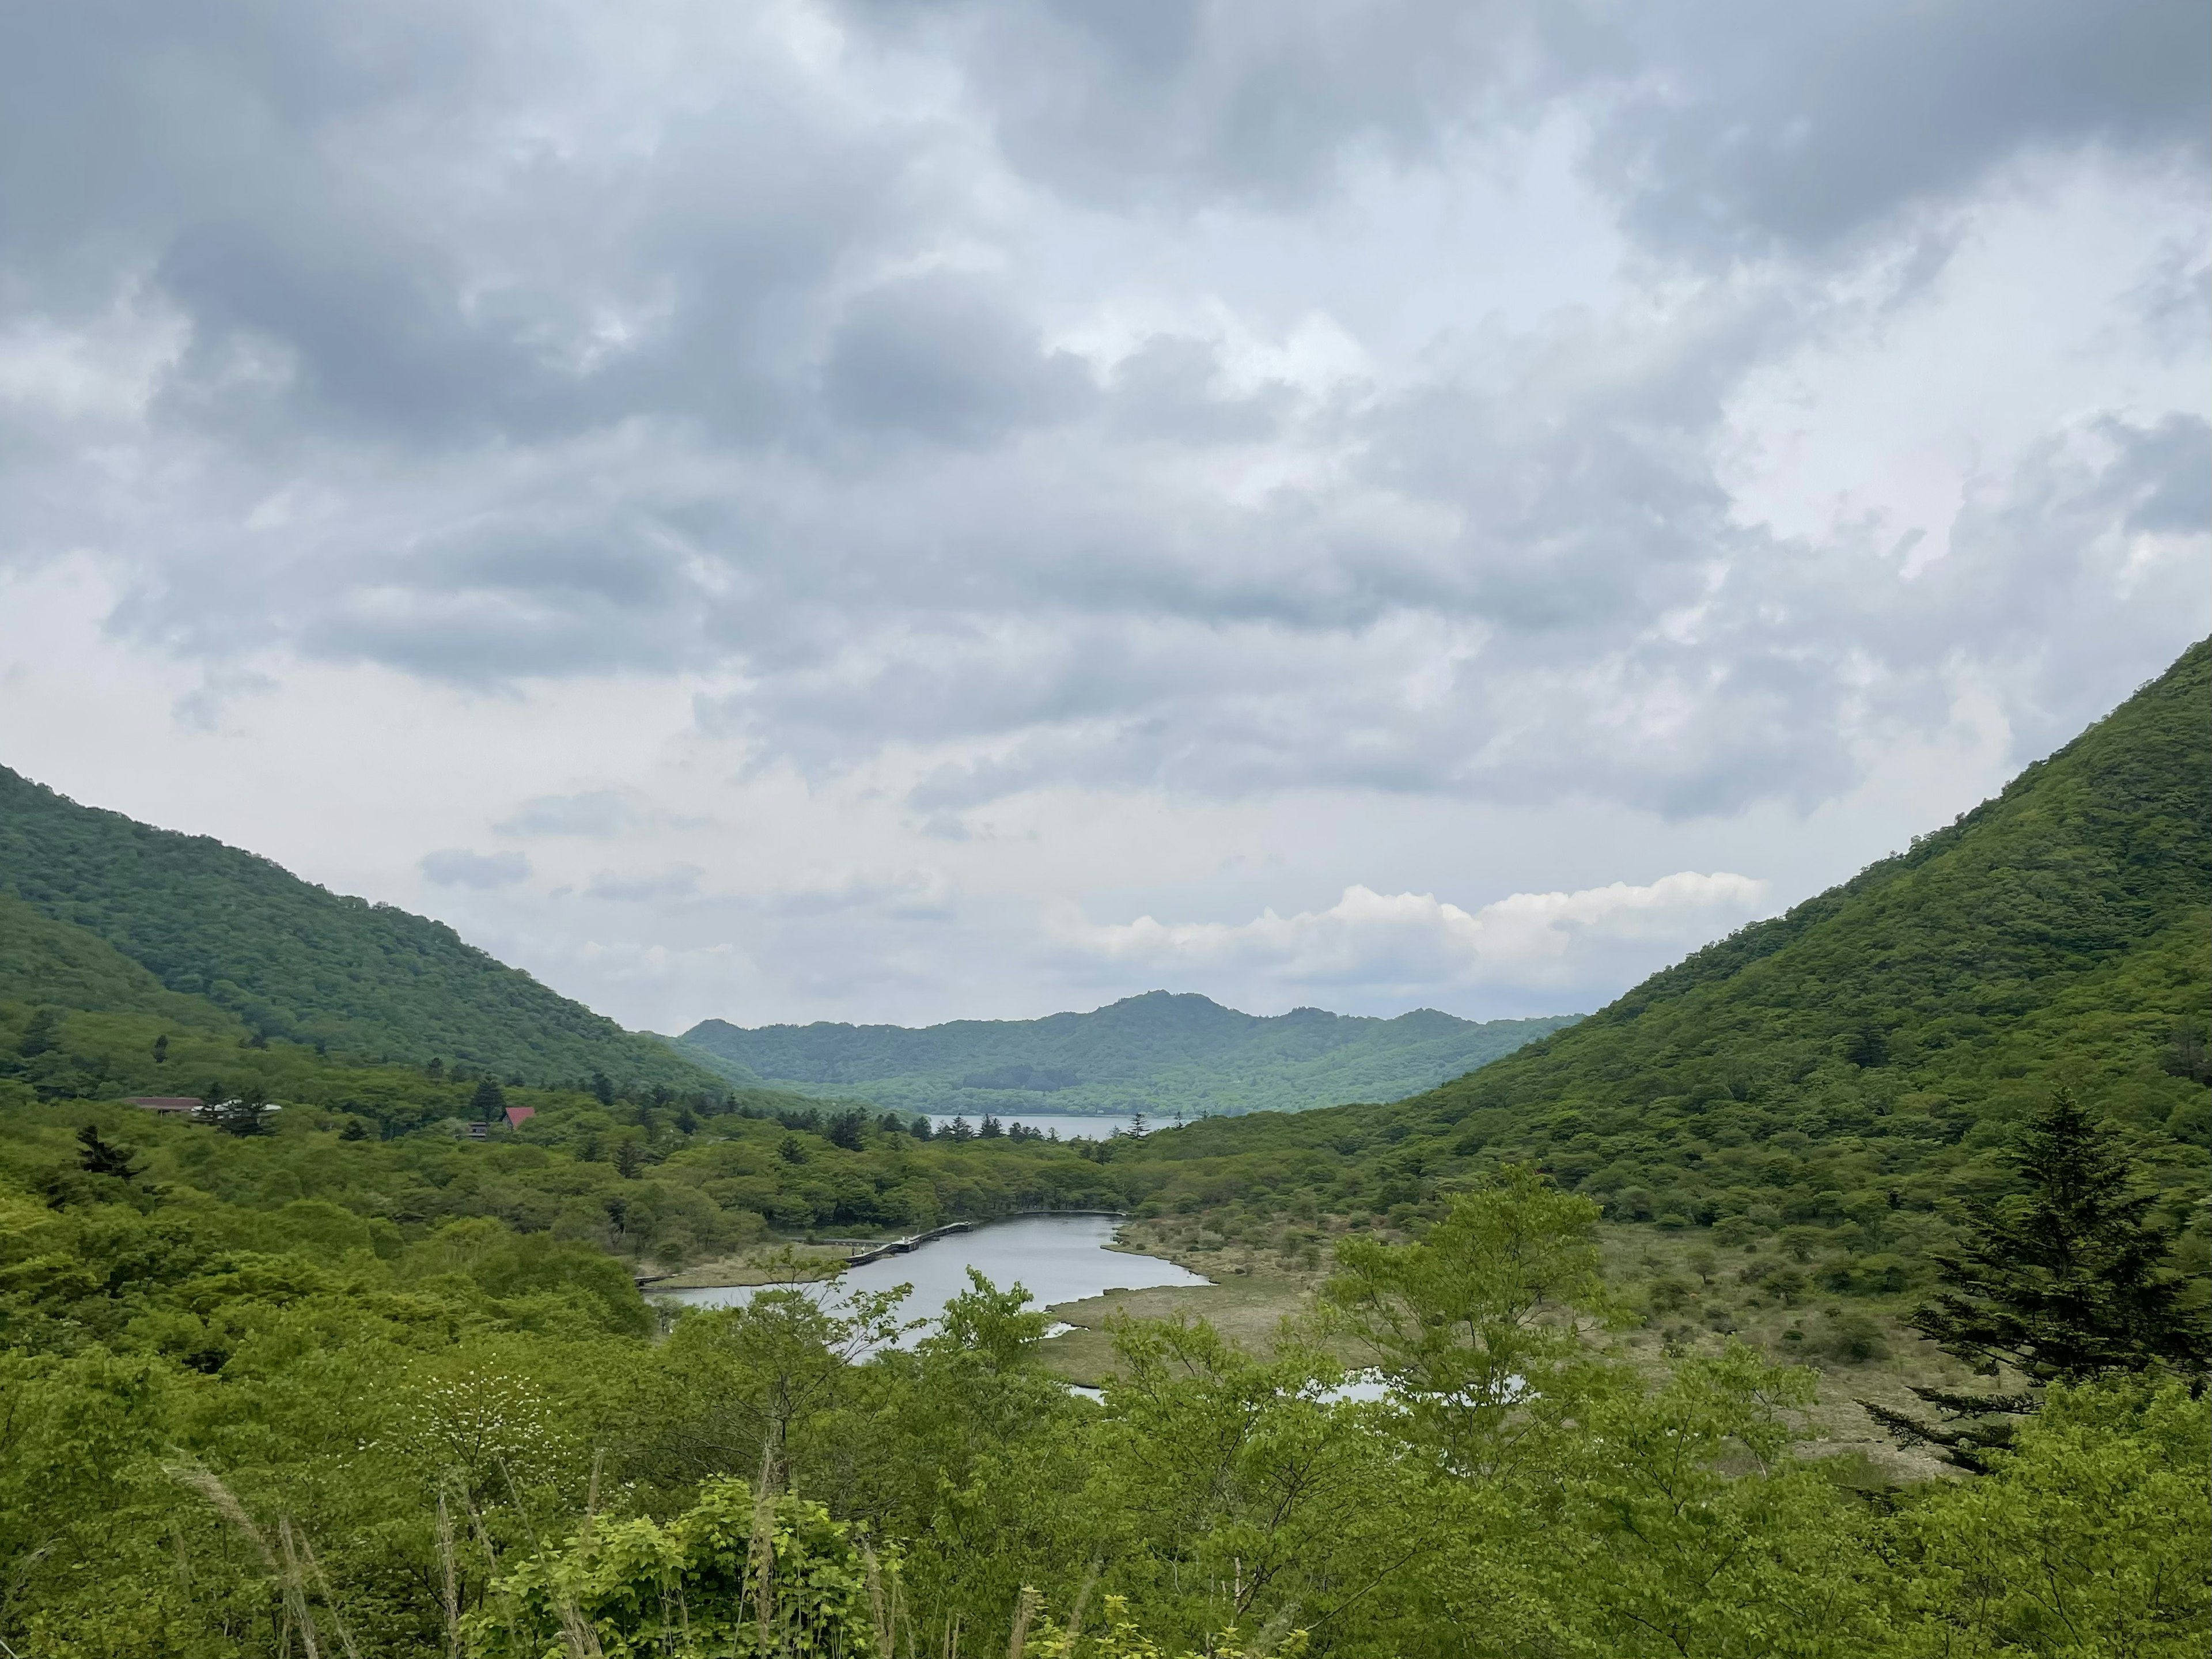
1323;1165;1608;1467
1877;1380;2210;1657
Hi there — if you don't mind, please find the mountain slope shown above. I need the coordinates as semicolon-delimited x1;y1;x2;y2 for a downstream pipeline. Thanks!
681;992;1578;1117
0;891;237;1032
0;766;716;1089
1122;639;2212;1249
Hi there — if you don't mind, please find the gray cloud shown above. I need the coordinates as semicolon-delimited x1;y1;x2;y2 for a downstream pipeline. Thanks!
824;275;1097;446
421;847;531;888
1571;0;2212;258
497;790;642;838
585;866;704;903
836;0;2209;252
1;0;2205;837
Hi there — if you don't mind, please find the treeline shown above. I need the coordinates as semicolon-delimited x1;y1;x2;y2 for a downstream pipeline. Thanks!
2;1094;2202;1656
681;994;1578;1120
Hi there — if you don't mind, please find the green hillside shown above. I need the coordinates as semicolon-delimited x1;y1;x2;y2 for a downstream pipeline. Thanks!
0;766;717;1090
680;992;1578;1118
1116;639;2212;1263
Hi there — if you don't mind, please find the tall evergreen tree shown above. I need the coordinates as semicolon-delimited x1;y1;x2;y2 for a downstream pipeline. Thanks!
472;1075;507;1121
1867;1089;2209;1468
75;1124;141;1182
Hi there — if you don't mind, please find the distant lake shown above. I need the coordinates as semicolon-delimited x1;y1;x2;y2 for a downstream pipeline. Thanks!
922;1111;1214;1141
657;1213;1210;1338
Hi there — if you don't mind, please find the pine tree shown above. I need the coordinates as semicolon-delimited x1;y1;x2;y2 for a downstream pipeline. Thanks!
18;1005;59;1058
1866;1089;2209;1468
75;1124;142;1181
471;1076;507;1122
209;1081;274;1137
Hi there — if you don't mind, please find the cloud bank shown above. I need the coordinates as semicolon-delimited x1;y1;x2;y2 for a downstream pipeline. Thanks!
0;0;2203;1025
1050;873;1770;1010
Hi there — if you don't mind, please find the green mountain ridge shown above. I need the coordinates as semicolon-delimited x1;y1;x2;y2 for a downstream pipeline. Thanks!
0;766;719;1090
1117;638;2211;1256
679;991;1581;1118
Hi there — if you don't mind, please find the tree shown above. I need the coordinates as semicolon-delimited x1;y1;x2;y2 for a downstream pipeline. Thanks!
828;1111;866;1152
151;1034;168;1065
978;1115;1003;1139
17;1005;59;1058
591;1071;616;1107
910;1116;934;1141
209;1082;273;1137
471;1076;506;1122
1866;1090;2210;1469
75;1124;142;1181
1323;1165;1608;1467
1880;1381;2210;1653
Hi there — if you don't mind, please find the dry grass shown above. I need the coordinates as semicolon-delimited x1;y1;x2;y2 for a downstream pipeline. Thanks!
1043;1215;1978;1483
1038;1222;1338;1387
654;1242;858;1289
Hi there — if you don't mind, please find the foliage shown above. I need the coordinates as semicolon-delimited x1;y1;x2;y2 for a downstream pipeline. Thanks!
468;1479;887;1659
681;992;1577;1120
1866;1088;2209;1468
1323;1165;1609;1465
0;764;718;1087
1908;1088;2210;1383
1879;1380;2210;1658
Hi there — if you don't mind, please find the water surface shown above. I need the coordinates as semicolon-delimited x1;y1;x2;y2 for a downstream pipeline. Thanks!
922;1112;1152;1141
658;1213;1210;1338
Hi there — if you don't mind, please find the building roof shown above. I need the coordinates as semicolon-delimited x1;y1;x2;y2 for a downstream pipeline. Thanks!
503;1105;537;1127
126;1097;202;1112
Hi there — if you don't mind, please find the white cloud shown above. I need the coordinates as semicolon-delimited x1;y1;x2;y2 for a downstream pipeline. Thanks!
1047;872;1772;1007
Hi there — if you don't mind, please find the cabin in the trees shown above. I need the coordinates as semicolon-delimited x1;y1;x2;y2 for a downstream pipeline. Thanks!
126;1096;202;1118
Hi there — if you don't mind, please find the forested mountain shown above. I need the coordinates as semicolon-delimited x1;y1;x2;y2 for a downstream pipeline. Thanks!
0;765;717;1089
1116;639;2211;1264
680;993;1578;1117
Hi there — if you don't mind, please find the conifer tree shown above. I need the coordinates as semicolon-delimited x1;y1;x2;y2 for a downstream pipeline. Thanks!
1867;1089;2209;1468
75;1124;141;1181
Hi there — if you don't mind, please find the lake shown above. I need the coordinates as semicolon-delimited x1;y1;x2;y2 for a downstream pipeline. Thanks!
657;1212;1211;1336
922;1112;1151;1141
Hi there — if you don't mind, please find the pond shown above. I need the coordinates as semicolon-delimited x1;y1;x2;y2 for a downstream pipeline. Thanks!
656;1213;1212;1340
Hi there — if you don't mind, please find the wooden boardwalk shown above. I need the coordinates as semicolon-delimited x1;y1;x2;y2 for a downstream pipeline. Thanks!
635;1208;1130;1286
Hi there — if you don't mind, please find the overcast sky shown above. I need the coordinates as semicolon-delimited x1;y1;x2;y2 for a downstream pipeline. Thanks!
1;1;2205;1033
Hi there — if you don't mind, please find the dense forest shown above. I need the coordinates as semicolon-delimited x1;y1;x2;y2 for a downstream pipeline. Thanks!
0;766;717;1089
681;996;1578;1120
1;641;2207;1654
